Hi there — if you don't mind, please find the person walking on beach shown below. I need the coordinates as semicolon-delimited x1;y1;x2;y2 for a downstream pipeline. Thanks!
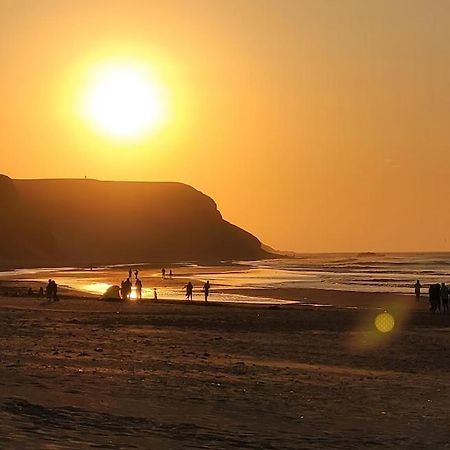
203;280;210;302
441;282;449;313
414;280;422;300
153;288;158;300
162;268;166;279
169;269;173;279
135;278;142;300
185;281;193;301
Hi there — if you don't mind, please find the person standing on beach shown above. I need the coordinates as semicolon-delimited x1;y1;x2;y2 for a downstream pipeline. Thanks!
51;280;59;302
435;283;442;313
122;278;132;300
46;279;53;301
414;280;422;300
169;269;173;279
429;283;441;313
162;268;166;279
203;280;210;302
441;283;448;313
135;277;142;300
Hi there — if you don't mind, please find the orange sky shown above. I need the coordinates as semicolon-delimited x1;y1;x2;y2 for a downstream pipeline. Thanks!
1;0;450;252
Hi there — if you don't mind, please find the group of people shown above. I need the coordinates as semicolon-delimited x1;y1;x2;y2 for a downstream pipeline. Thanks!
45;279;59;302
120;269;143;300
184;280;211;302
428;283;449;313
415;280;449;313
161;268;173;279
117;267;211;302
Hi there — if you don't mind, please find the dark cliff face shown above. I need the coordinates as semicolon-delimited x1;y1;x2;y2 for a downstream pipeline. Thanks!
0;175;266;267
0;175;57;265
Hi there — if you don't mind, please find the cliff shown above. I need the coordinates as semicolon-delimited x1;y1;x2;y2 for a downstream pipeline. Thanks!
0;175;267;267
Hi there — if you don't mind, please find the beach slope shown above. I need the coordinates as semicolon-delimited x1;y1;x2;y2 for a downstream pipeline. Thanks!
0;296;448;449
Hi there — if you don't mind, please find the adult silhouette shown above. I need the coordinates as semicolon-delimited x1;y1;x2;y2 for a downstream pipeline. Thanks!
203;280;210;302
46;279;53;301
441;283;448;313
51;280;59;302
185;281;193;300
429;283;441;313
414;280;422;300
121;278;132;300
135;278;142;300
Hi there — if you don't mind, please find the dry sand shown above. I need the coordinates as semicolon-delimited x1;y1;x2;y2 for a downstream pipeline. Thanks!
0;290;449;449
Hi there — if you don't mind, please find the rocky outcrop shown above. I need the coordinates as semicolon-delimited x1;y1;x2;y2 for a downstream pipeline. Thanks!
0;175;267;267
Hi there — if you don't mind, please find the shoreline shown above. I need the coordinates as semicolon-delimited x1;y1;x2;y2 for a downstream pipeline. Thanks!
0;277;432;310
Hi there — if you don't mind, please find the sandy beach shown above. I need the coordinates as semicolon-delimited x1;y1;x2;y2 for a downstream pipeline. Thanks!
0;285;449;449
3;0;450;447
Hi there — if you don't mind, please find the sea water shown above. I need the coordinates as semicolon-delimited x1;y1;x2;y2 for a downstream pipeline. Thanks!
1;253;449;302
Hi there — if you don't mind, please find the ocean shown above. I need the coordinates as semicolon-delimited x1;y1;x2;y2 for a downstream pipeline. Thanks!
239;253;450;293
1;253;449;302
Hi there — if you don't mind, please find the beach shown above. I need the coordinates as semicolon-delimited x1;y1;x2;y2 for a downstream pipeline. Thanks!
0;284;449;449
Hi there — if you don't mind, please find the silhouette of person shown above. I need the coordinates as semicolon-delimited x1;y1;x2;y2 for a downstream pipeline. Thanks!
428;284;434;311
203;280;210;302
120;280;126;300
124;278;132;300
169;269;173;279
51;280;59;302
162;268;166;279
414;280;422;300
435;283;442;313
128;268;132;279
38;286;44;297
27;287;33;296
441;283;448;313
429;283;441;313
185;281;193;300
46;279;53;301
135;278;142;300
134;269;139;280
154;288;158;301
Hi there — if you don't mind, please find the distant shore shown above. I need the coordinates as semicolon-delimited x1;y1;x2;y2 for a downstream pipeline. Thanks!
0;275;430;311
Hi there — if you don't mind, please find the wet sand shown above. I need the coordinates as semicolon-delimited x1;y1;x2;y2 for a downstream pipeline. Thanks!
0;291;449;449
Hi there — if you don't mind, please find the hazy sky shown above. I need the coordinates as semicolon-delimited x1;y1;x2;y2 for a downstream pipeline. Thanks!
1;0;450;252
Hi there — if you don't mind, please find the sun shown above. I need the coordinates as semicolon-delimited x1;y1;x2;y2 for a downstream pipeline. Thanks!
81;62;168;139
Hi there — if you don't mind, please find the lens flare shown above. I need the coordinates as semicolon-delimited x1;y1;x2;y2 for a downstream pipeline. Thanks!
374;312;395;333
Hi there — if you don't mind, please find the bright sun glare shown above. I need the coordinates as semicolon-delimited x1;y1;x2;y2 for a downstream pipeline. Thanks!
82;62;168;139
